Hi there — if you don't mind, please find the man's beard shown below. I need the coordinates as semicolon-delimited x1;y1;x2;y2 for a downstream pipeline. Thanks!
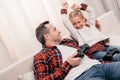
53;38;62;44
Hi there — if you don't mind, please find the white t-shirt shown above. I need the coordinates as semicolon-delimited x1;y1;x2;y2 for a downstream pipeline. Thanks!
77;25;108;46
57;45;100;80
61;6;109;46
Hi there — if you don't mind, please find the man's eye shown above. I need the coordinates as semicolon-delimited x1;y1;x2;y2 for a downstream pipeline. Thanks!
54;28;56;31
73;23;76;26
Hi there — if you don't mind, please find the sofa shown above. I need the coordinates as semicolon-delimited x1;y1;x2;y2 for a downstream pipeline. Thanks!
0;11;120;80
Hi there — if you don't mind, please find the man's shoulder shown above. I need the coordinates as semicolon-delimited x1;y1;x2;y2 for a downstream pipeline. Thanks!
34;47;57;60
34;49;47;59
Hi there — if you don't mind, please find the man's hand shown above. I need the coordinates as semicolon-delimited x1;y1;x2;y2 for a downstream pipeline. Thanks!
66;52;82;67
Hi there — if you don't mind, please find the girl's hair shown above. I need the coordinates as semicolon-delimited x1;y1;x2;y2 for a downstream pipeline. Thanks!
69;9;90;27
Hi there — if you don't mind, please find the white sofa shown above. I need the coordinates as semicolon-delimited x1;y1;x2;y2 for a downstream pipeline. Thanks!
97;11;120;46
0;54;34;80
0;11;120;80
97;11;120;35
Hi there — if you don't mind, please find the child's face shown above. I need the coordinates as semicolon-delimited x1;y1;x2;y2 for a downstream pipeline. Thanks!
70;16;85;29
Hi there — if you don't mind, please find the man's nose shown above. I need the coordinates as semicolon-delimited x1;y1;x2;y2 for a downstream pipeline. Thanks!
57;29;61;33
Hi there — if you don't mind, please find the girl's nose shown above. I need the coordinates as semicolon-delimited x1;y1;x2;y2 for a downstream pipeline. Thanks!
57;29;61;33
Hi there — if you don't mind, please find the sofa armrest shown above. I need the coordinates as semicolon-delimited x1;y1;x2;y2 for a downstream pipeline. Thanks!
97;11;120;34
0;54;34;80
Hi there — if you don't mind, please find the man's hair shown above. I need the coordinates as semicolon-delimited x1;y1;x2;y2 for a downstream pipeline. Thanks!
35;21;49;45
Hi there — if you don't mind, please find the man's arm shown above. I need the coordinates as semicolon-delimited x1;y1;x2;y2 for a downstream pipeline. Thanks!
33;52;72;80
86;42;105;58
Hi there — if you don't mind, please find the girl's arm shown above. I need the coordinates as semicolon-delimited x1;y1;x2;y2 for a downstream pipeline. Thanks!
61;2;78;41
85;5;96;26
61;14;78;41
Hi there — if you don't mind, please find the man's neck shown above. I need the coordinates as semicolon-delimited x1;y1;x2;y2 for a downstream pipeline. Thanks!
45;41;60;47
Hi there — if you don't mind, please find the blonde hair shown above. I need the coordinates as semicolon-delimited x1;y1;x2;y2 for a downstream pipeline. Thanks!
69;9;90;27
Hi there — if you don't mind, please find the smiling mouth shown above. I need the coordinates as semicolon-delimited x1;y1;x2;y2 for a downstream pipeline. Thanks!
76;26;84;29
76;27;80;29
76;27;82;29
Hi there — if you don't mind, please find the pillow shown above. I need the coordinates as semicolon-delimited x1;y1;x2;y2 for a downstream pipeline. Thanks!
18;71;35;80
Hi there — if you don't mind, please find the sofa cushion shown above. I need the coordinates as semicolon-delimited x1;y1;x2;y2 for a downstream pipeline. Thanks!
18;71;35;80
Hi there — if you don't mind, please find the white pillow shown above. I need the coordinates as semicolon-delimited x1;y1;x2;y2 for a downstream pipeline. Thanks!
18;71;35;80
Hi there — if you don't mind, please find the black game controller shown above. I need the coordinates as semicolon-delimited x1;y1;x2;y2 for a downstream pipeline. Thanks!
103;48;120;61
75;44;90;58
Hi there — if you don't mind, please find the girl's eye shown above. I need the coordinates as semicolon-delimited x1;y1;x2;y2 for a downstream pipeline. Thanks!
78;21;81;23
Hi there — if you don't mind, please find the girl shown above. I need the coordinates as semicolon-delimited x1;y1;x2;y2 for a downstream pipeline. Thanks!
61;2;120;62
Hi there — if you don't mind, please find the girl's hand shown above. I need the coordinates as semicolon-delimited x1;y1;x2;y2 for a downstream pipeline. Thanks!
62;2;69;9
71;4;80;10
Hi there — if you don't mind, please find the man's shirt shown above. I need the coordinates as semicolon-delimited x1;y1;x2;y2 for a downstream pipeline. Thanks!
33;38;102;80
33;39;79;80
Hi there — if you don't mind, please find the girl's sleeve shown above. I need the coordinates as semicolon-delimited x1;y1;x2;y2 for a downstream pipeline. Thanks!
85;6;96;26
61;13;78;41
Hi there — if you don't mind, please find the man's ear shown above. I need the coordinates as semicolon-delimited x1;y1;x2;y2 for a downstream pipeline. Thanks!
44;34;50;40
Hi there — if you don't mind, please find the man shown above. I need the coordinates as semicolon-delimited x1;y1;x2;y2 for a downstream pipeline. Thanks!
33;21;120;80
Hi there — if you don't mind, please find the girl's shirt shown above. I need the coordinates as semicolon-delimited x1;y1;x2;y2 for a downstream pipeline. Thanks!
61;6;108;46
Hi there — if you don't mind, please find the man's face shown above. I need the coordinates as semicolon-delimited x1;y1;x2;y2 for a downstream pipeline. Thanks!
70;16;85;29
45;23;62;43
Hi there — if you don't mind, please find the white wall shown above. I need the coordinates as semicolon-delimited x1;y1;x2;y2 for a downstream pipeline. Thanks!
0;37;14;70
